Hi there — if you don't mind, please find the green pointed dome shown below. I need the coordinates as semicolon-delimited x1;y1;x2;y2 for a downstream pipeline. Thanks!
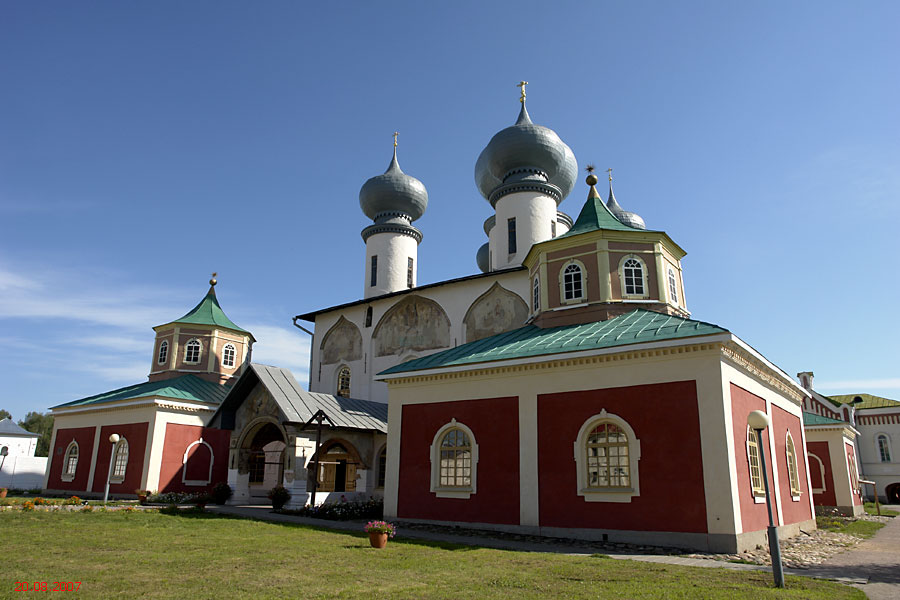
167;282;254;340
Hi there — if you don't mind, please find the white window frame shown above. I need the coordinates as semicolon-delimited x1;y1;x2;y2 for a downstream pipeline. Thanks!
336;365;351;398
157;340;169;365
376;444;387;489
430;419;478;499
61;440;79;482
808;452;827;494
182;438;215;486
746;426;766;503
110;438;129;483
222;343;236;368
877;434;892;463
573;410;641;503
184;338;202;364
532;276;540;312
618;254;649;298
559;259;587;305
667;267;679;304
785;431;801;500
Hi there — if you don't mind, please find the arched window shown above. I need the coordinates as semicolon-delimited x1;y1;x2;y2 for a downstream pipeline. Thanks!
747;427;765;497
786;432;801;498
377;446;387;488
848;451;860;490
574;411;641;502
622;256;646;296
111;438;129;482
157;340;168;365
667;268;678;304
62;441;79;481
222;343;236;368
184;339;201;364
877;434;892;462
336;366;351;398
532;276;540;311
430;419;478;499
562;263;584;301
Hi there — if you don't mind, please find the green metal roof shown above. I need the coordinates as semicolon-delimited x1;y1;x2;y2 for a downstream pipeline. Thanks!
52;374;229;409
168;286;252;336
803;412;846;426
379;309;729;376
827;393;900;410
560;190;644;237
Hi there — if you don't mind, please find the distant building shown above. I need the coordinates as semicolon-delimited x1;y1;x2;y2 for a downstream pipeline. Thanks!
0;418;47;489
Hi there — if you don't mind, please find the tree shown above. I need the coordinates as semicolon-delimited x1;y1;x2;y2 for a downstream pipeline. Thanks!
0;409;11;421
17;412;54;457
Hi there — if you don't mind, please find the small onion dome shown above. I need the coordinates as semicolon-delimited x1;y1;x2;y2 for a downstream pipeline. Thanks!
476;242;490;273
606;181;646;230
360;148;428;222
475;102;577;206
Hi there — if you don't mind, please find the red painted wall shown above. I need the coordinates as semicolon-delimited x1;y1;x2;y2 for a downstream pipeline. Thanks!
158;423;231;493
771;405;813;523
91;423;149;495
48;426;96;492
397;397;519;525
730;384;777;533
807;442;836;506
846;443;862;506
537;380;708;533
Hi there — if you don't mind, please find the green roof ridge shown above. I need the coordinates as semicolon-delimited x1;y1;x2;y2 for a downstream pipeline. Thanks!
803;412;847;426
171;286;250;334
52;374;228;409
380;309;729;375
561;193;643;237
827;393;900;410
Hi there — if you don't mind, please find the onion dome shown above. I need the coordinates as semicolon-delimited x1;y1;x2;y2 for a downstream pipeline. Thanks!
476;242;490;273
475;98;577;207
606;177;646;230
360;146;428;222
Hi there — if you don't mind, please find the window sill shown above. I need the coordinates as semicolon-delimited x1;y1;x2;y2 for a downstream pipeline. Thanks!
61;474;75;483
578;487;637;503
109;476;125;484
791;494;802;502
433;488;475;500
753;494;766;504
553;301;587;311
183;480;210;487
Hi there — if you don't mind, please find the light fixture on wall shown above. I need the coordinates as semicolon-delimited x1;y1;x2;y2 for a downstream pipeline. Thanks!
748;410;784;588
103;433;120;504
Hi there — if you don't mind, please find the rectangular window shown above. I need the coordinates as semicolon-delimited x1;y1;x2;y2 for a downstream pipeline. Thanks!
370;256;377;287
507;218;517;254
551;220;557;238
407;257;414;288
364;306;373;327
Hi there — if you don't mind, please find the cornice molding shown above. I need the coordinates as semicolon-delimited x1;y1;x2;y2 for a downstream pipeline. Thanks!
720;343;804;405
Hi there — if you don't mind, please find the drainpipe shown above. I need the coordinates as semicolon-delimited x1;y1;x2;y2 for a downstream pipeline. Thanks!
292;317;315;392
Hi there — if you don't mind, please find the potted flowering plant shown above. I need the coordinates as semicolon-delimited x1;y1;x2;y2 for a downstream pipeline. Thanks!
364;520;396;548
135;489;150;504
0;487;7;499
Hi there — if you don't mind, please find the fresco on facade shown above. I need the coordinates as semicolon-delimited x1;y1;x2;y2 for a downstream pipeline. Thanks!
373;295;450;356
320;317;363;364
463;283;529;343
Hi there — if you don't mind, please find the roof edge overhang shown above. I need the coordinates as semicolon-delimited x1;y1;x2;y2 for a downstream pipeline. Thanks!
296;266;527;322
51;395;217;416
805;424;860;438
725;335;811;399
152;320;257;342
522;226;687;269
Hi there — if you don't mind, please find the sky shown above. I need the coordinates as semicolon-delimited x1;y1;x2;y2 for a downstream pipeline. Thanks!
1;1;898;420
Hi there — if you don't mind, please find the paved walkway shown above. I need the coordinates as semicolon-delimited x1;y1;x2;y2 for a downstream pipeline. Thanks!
207;504;899;597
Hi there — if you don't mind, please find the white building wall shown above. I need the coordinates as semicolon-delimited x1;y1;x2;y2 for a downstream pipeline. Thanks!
0;435;38;457
364;232;418;298
490;191;558;270
0;456;48;490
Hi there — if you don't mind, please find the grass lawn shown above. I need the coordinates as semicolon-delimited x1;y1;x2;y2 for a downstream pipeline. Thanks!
816;515;886;538
864;502;899;517
1;510;864;600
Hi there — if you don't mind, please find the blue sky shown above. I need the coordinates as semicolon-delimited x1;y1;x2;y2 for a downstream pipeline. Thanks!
1;1;898;420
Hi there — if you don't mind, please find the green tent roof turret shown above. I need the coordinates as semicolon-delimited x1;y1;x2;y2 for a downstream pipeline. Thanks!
561;168;645;237
160;275;254;340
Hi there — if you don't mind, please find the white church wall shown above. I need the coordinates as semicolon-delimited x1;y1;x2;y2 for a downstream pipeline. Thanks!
490;191;558;270
0;455;48;490
364;232;418;298
0;434;37;457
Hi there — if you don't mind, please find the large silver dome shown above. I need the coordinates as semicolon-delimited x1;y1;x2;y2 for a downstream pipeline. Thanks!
606;182;646;230
476;242;490;273
360;149;428;222
474;103;577;205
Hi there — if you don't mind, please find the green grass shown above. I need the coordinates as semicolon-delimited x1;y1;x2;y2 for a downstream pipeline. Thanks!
0;511;864;600
816;516;886;538
864;502;898;516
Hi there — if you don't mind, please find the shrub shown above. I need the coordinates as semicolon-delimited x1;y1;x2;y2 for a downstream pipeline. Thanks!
281;498;383;521
63;496;82;506
159;503;179;515
212;482;233;505
22;501;35;512
27;488;43;495
33;497;48;505
267;485;291;510
148;491;198;504
80;504;93;513
192;493;212;508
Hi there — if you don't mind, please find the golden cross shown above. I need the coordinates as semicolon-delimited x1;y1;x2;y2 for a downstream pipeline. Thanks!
393;131;399;147
517;81;528;103
606;168;613;182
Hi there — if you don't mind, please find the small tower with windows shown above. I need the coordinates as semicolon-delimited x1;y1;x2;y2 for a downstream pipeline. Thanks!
148;275;255;385
359;134;428;299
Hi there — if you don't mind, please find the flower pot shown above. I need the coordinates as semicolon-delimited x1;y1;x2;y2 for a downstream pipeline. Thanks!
137;494;147;505
368;531;389;549
0;489;7;499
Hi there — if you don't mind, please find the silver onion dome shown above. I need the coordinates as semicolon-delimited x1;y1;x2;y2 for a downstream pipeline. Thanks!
360;147;428;222
475;102;577;206
476;242;490;273
606;181;646;230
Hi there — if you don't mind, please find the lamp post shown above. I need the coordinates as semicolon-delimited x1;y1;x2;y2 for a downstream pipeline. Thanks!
103;433;120;504
748;410;784;588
